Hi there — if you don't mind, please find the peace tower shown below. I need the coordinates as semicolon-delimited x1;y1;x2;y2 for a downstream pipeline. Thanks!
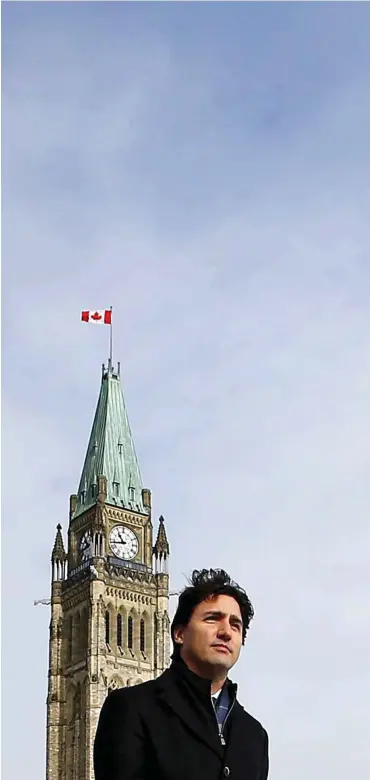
46;359;170;780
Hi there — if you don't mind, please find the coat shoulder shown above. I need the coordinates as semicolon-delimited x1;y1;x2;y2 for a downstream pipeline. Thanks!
236;701;268;738
108;678;163;709
107;676;160;707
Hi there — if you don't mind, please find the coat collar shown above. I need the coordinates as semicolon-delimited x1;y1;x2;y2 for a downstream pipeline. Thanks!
168;657;238;697
156;660;238;759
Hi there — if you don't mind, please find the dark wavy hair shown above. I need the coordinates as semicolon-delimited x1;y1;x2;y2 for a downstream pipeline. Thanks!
171;568;254;658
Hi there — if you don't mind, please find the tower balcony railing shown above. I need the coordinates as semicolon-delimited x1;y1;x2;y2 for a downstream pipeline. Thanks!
64;556;157;582
106;556;149;574
68;559;91;578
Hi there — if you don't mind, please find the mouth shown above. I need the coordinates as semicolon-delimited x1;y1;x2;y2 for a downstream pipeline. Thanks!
212;644;231;654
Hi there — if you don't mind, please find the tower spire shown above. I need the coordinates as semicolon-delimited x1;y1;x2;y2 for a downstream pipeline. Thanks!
51;524;67;581
153;515;170;573
72;362;147;518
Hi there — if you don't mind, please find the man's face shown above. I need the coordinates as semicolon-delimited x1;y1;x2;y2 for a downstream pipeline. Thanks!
174;594;244;678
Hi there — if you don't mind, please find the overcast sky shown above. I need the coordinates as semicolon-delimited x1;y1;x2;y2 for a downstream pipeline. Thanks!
2;2;370;778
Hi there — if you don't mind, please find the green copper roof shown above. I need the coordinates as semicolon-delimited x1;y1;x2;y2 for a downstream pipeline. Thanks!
73;361;147;517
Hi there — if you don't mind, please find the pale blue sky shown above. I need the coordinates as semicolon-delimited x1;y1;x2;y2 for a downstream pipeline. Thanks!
2;2;370;779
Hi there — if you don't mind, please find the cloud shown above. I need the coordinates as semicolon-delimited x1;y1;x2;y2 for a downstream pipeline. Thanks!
2;3;370;779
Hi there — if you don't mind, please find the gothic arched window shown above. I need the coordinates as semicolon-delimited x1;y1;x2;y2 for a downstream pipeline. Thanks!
105;611;110;645
128;615;133;650
140;619;145;653
80;608;88;655
117;614;122;648
75;612;81;656
67;615;73;663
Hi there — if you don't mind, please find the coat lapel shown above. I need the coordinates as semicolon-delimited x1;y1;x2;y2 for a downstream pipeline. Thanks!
156;673;224;759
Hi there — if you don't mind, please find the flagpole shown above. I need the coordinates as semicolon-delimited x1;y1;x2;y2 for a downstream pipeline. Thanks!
109;306;113;366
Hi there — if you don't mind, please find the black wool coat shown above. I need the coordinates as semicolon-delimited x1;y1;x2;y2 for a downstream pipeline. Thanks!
94;660;269;780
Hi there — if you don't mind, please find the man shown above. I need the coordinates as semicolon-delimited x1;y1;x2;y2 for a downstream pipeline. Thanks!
94;568;269;780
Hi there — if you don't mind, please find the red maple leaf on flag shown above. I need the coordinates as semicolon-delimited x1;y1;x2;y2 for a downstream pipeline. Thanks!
81;309;112;324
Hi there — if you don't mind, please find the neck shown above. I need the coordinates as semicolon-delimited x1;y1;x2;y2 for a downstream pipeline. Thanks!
211;680;225;695
179;653;227;693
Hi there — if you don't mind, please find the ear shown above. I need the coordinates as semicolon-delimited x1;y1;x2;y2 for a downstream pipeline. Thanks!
173;625;185;645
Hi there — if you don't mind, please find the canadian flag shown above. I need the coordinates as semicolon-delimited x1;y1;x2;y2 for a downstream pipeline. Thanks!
81;310;112;325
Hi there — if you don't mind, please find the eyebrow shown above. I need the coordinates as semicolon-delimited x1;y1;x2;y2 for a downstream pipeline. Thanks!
203;610;243;627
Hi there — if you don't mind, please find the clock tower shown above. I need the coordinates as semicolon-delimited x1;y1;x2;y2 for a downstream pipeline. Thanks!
46;359;170;780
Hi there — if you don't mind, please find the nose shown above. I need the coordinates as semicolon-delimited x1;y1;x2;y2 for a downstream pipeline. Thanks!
217;621;232;641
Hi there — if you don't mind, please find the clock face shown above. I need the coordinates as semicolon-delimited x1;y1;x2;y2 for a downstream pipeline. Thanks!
109;525;138;561
80;530;92;560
